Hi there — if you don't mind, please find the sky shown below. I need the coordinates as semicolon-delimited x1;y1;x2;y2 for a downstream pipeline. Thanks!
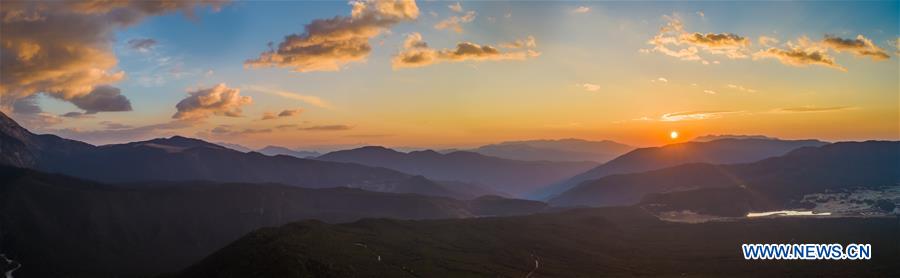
1;0;898;150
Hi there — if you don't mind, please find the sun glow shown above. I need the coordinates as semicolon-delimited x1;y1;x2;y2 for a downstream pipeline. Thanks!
670;131;679;140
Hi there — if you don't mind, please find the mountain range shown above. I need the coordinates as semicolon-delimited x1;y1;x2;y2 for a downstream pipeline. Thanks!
317;146;598;196
529;138;828;199
0;164;547;277
256;145;321;158
548;141;900;210
471;138;633;162
0;112;483;200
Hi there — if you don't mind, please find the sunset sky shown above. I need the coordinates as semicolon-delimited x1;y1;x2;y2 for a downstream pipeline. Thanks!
2;0;898;150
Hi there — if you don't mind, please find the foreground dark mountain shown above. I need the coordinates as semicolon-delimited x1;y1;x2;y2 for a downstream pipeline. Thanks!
472;138;633;163
257;145;321;158
181;207;900;277
549;141;900;211
0;112;479;199
530;138;828;199
318;146;598;196
0;165;546;277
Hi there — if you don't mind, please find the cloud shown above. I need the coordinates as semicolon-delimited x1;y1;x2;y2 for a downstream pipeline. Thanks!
643;15;751;63
62;112;92;118
448;2;463;13
244;0;419;72
99;121;133;130
703;90;716;94
758;36;779;47
261;112;278;120
299;124;353;131
752;35;888;71
69;85;133;113
776;106;851;113
696;11;705;18
0;0;221;111
261;108;303;120
278;108;302;117
243;85;331;108
172;83;252;120
434;10;476;33
499;36;537;49
651;77;668;84
210;125;272;136
726;84;757;93
127;38;157;52
821;34;890;61
392;33;540;68
661;110;740;121
579;83;601;92
10;95;42;115
346;133;392;138
572;6;591;14
753;45;845;71
892;37;900;54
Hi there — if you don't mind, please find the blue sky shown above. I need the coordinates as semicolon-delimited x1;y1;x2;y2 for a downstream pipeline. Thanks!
5;1;898;149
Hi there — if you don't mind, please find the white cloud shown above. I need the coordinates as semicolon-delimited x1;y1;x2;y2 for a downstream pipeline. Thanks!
243;85;332;109
572;6;591;14
580;83;601;92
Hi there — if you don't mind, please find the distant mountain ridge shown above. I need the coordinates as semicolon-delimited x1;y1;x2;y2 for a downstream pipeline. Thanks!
692;134;776;142
257;145;321;158
0;112;475;199
529;138;828;199
548;141;900;209
472;138;633;163
317;146;598;196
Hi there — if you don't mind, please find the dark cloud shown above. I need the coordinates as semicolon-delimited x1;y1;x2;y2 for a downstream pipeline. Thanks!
127;38;157;52
11;95;42;114
173;83;252;120
753;46;845;71
393;33;540;68
822;34;890;61
245;0;419;72
0;0;222;110
278;108;302;117
69;85;133;113
261;108;302;120
61;112;93;118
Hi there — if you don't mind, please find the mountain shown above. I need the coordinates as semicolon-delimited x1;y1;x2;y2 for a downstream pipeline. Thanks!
0;165;547;277
472;138;633;163
548;141;900;209
0;111;94;168
0;112;481;199
692;134;775;142
257;145;320;158
215;142;252;152
529;138;828;199
180;206;900;277
317;146;599;196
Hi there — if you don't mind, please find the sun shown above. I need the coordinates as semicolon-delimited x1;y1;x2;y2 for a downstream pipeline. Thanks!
670;131;679;140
